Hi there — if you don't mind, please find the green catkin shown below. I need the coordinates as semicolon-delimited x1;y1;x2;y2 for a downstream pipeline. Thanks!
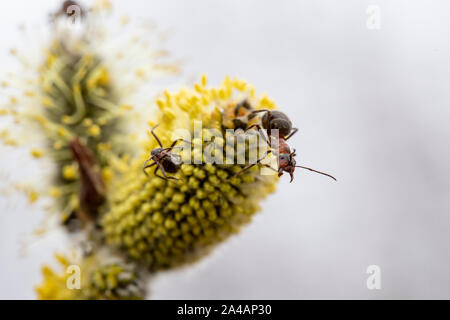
101;76;279;271
40;42;129;224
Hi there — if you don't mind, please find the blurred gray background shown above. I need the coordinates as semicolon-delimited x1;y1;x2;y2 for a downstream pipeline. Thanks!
1;0;450;299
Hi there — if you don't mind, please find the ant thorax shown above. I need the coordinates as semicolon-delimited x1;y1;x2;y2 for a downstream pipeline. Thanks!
269;135;291;155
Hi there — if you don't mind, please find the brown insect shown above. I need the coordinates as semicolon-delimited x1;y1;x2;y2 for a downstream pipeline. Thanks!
220;99;253;130
236;109;336;183
143;124;188;181
231;99;253;129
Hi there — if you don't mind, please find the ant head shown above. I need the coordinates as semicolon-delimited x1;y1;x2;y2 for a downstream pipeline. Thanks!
151;148;164;156
278;153;297;182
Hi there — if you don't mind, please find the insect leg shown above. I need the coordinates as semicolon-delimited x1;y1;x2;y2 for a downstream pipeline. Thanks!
166;138;193;151
150;124;163;148
285;128;299;141
233;150;272;177
153;165;167;181
158;164;181;181
245;124;271;147
143;155;155;169
248;109;270;119
143;161;157;176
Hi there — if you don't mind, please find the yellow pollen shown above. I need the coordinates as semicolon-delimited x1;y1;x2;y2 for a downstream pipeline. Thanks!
49;187;61;198
31;149;44;158
120;104;133;111
82;118;94;127
88;125;101;137
57;127;68;138
201;74;207;87
53;141;64;150
62;165;77;180
28;190;39;203
10;97;18;105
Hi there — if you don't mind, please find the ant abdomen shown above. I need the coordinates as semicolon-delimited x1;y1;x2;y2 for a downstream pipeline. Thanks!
161;157;181;174
269;118;292;137
262;110;292;137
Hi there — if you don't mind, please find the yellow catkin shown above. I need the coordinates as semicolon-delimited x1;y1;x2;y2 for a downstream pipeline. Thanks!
101;77;278;271
36;253;146;300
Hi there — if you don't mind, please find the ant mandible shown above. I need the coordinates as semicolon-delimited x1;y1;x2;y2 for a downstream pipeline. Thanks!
236;109;336;183
143;124;189;182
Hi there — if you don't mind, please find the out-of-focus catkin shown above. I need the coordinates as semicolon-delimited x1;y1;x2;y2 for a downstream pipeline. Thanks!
38;42;128;224
1;1;178;227
36;253;146;300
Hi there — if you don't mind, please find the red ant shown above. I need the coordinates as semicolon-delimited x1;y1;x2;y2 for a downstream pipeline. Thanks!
235;109;336;183
143;124;188;181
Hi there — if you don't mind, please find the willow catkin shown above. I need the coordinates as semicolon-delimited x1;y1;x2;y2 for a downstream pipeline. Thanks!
0;1;177;300
101;76;279;271
37;42;128;223
36;253;146;300
1;1;177;226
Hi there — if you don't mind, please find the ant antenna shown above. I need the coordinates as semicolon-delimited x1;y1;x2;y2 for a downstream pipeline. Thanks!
295;166;337;181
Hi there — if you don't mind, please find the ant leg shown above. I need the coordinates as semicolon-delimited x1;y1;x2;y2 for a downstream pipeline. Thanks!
245;123;263;131
153;166;167;181
144;152;168;168
168;138;191;149
164;139;195;155
143;161;157;176
150;124;163;148
156;163;181;182
233;150;272;177
278;168;284;178
285;128;299;141
143;155;155;169
249;109;274;137
260;163;278;172
248;109;270;119
165;139;203;157
245;124;271;147
233;163;257;177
